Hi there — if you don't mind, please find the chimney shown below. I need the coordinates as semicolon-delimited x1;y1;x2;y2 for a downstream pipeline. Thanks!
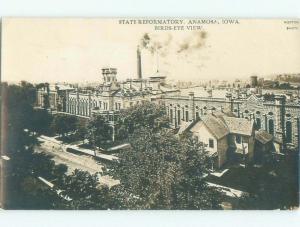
137;46;142;80
189;92;195;121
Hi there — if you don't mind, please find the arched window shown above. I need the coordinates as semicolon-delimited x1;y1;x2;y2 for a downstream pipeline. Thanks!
86;101;88;116
286;121;292;143
268;119;274;135
185;111;189;122
170;109;173;122
256;118;261;129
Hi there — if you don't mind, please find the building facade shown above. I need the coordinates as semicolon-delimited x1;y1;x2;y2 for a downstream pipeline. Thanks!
164;91;300;150
36;46;300;150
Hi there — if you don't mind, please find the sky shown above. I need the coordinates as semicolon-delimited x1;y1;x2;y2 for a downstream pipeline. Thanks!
2;18;300;83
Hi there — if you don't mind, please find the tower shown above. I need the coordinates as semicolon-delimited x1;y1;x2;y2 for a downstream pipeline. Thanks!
137;46;142;80
102;67;117;84
250;76;258;88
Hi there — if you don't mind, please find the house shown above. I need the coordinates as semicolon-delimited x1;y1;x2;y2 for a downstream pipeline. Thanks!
221;115;255;161
254;129;285;160
181;112;255;169
189;114;230;169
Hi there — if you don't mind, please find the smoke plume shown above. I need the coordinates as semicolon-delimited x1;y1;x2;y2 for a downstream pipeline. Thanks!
177;31;207;53
140;33;173;57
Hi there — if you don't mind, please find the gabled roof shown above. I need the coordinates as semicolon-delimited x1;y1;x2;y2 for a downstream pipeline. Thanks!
221;116;254;136
255;129;273;144
190;115;230;139
177;121;195;135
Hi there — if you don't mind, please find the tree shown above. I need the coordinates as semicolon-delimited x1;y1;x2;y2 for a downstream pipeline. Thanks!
29;109;53;135
56;169;112;210
74;121;88;143
116;101;169;139
86;115;112;149
1;82;68;209
3;134;67;209
106;127;223;209
51;114;78;137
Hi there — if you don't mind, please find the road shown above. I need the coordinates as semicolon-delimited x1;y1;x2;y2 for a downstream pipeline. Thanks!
35;137;119;188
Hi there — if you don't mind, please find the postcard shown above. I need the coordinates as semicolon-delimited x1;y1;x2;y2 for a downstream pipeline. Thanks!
1;18;299;210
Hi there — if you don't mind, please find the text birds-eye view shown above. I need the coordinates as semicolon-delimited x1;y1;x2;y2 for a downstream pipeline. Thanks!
0;18;299;210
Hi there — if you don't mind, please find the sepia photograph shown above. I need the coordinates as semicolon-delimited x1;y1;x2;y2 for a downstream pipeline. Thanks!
0;18;299;210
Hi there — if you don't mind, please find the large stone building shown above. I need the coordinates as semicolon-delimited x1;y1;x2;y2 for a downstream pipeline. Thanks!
164;90;300;150
36;47;179;137
36;46;300;150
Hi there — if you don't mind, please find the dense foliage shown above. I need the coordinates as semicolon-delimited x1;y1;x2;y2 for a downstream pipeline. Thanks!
86;115;112;148
117;101;169;136
51;114;78;137
106;127;223;209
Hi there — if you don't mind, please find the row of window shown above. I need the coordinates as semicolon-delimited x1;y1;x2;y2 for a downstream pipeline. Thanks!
169;109;202;125
170;106;294;143
255;118;293;143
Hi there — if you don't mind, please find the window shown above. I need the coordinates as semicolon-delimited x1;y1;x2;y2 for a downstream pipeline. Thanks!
286;121;292;143
268;119;274;135
256;118;261;129
196;112;199;120
170;109;173;122
185;111;189;122
236;135;241;144
209;139;214;148
177;110;181;125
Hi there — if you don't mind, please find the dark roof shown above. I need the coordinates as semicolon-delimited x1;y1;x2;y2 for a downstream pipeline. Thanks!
255;129;273;144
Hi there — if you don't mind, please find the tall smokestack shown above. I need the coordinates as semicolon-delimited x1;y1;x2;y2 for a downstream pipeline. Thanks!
137;46;142;80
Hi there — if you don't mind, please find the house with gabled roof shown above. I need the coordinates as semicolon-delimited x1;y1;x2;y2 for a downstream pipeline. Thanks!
189;114;230;169
181;112;255;169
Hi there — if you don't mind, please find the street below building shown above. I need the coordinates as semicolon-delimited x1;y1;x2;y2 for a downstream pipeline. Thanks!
36;136;119;187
